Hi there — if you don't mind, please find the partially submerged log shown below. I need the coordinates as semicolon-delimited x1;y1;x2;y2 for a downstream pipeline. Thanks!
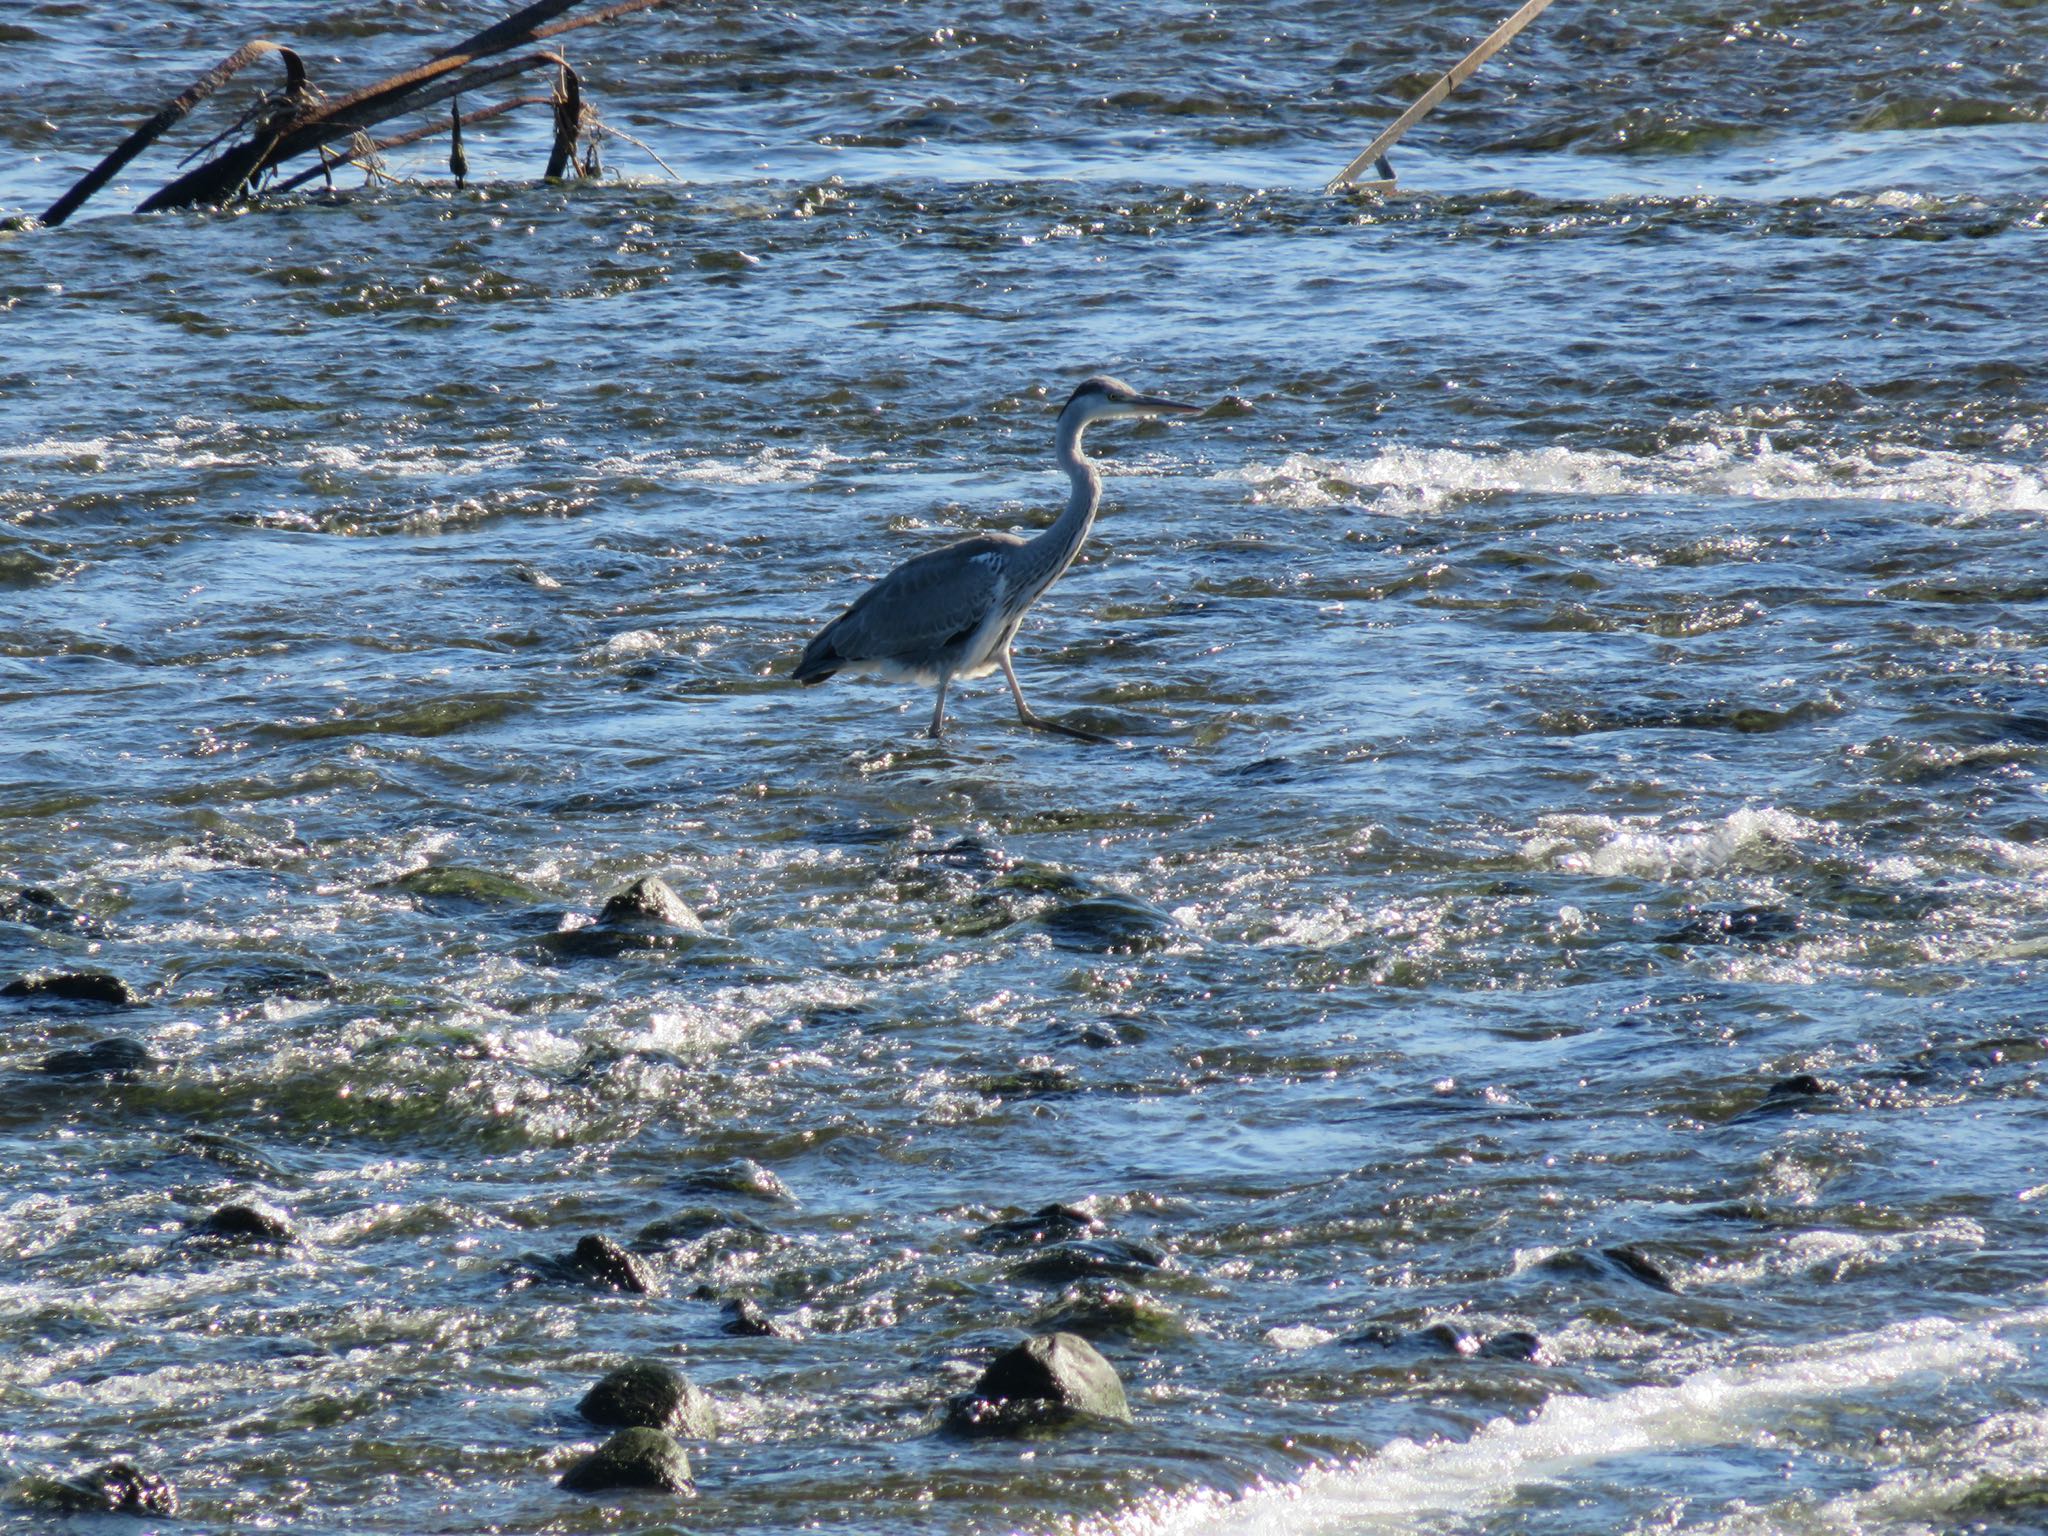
38;0;670;227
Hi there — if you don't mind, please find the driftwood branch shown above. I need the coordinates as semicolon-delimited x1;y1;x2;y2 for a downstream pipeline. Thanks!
35;0;671;226
545;61;583;180
269;96;550;194
40;41;307;227
1327;0;1558;191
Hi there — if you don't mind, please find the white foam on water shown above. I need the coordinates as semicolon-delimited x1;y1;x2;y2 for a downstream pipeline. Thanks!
1066;1312;2041;1536
1681;1405;2048;1536
1518;807;1824;880
1231;439;2048;520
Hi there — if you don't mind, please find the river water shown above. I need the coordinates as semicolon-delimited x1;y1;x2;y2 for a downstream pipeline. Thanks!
3;3;2047;1533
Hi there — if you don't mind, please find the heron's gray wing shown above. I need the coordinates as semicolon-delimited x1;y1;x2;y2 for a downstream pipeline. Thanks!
813;534;1023;665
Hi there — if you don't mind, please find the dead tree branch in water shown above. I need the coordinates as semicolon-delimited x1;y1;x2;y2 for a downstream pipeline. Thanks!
37;0;670;227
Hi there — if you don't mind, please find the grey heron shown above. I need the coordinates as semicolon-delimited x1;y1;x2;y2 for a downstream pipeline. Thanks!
791;376;1201;741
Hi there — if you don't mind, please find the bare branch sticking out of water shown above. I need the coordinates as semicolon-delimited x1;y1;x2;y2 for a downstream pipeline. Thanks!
30;0;673;226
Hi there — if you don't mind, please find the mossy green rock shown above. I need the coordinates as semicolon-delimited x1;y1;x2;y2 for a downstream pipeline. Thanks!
578;1361;716;1437
558;1427;693;1494
389;864;544;905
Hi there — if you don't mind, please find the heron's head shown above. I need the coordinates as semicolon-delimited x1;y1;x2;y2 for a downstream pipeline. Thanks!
1060;375;1202;426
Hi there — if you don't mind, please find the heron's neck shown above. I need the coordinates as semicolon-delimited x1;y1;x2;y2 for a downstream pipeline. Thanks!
1019;411;1102;589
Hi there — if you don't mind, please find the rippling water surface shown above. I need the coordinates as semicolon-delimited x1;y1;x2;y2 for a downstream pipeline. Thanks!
3;3;2047;1533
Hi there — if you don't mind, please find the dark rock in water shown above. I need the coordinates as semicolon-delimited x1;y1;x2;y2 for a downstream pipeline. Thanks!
1766;1073;1831;1100
1601;1244;1679;1293
40;1037;158;1076
1039;894;1176;953
47;1461;178;1516
978;1202;1105;1251
1480;1329;1544;1362
558;1427;694;1494
197;1203;298;1246
676;1158;795;1204
541;875;713;958
1063;1021;1137;1050
1009;1237;1166;1286
1412;1322;1478;1355
720;1297;789;1337
599;875;702;929
567;1234;659;1295
639;1206;771;1249
1659;904;1800;945
0;885;101;935
579;1360;717;1437
1344;1322;1541;1360
944;1332;1133;1436
217;959;341;1004
3;969;137;1007
175;1130;289;1180
1536;1244;1680;1293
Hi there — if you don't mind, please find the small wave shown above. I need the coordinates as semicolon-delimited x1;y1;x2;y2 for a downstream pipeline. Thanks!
1518;807;1823;881
1232;439;2048;519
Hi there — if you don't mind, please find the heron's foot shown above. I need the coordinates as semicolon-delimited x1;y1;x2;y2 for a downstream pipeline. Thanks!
1017;708;1112;744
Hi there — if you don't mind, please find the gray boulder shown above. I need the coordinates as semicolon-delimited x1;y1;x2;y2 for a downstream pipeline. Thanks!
945;1332;1132;1436
599;875;702;929
578;1361;716;1437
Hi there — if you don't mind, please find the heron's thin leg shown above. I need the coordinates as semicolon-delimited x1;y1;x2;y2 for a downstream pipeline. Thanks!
928;676;950;739
998;647;1109;743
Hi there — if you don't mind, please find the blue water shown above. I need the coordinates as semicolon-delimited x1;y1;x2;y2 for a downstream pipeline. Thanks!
3;3;2047;1532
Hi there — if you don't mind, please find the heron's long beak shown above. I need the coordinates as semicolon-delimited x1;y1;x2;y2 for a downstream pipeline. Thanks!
1131;395;1203;417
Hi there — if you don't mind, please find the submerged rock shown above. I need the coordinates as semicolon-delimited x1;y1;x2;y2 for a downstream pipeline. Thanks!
1412;1321;1479;1355
39;1037;158;1076
566;1234;659;1295
1535;1244;1681;1293
579;1361;717;1437
978;1202;1105;1251
720;1297;789;1337
387;864;545;906
1039;894;1176;953
1009;1237;1166;1286
196;1203;298;1246
1480;1329;1545;1362
944;1332;1133;1436
1030;1282;1190;1345
599;875;703;930
2;969;137;1007
175;1130;289;1179
44;1461;178;1516
676;1158;795;1204
1342;1322;1542;1361
637;1206;771;1248
558;1427;694;1495
0;885;101;935
1601;1244;1680;1293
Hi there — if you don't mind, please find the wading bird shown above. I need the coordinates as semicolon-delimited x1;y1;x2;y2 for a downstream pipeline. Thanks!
792;376;1201;741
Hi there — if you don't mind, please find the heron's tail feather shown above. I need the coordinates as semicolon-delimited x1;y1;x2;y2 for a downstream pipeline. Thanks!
791;628;843;685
